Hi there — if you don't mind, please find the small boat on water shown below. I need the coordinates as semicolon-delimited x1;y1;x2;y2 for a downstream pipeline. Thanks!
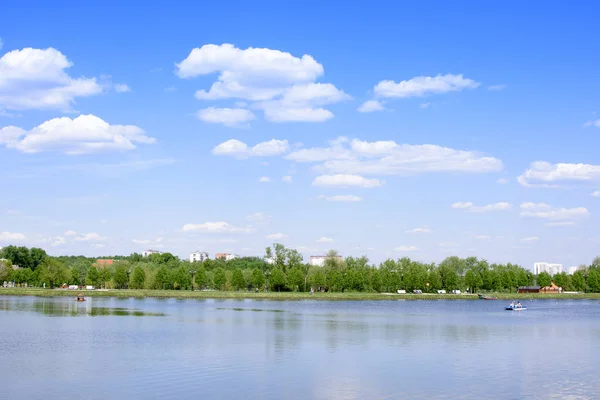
76;293;86;302
478;294;498;300
505;304;526;311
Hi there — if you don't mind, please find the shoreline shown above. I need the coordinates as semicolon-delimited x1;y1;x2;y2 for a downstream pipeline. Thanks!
1;288;599;301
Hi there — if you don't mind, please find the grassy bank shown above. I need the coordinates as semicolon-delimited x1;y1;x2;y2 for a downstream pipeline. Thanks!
1;288;600;301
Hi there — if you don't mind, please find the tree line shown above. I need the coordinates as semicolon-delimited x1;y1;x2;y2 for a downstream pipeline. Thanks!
2;245;600;293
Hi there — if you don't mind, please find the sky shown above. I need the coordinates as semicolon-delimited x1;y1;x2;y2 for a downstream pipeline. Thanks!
1;1;600;270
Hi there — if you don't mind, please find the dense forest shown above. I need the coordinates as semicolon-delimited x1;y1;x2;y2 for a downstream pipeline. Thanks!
2;244;600;293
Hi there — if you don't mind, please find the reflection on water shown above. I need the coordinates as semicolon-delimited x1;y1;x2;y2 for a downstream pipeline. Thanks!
0;296;599;400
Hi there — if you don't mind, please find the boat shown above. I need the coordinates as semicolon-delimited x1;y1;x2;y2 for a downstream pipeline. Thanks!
76;293;86;302
505;306;526;311
478;294;497;300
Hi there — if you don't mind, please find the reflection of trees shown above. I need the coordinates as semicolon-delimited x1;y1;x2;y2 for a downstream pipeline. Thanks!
0;297;164;317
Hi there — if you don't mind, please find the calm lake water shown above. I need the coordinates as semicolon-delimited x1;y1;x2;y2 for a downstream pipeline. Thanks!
1;296;599;400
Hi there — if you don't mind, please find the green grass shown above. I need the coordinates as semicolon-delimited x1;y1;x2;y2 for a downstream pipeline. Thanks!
1;287;599;300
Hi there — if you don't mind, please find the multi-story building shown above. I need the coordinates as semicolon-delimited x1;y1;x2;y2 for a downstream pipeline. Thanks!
215;253;239;261
142;249;161;257
189;251;209;263
533;262;563;276
309;255;343;267
567;265;586;275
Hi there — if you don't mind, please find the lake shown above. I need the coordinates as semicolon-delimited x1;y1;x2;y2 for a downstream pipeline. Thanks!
1;296;599;399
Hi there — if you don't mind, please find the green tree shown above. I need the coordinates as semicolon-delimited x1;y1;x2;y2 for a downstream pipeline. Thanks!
172;267;191;290
231;268;246;290
428;269;442;291
130;266;146;289
269;268;287;291
39;258;67;288
154;266;169;289
324;249;343;270
572;271;586;292
251;268;265;289
0;259;12;282
370;269;382;292
464;270;478;292
213;267;227;290
587;270;600;293
309;270;326;289
29;248;47;271
0;246;32;270
99;268;112;289
195;266;207;289
536;271;552;288
86;267;100;287
287;266;305;292
552;272;569;290
113;266;129;289
325;269;343;292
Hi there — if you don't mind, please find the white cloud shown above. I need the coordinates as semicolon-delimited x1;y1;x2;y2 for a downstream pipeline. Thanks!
312;174;384;188
373;74;479;98
0;47;103;110
246;212;271;223
114;84;131;93
212;138;289;158
419;102;431;109
266;232;287;240
452;202;512;212
182;221;253;233
51;237;67;247
0;232;26;242
584;119;600;128
74;232;106;241
0;114;155;154
317;237;334;243
545;221;575;227
496;178;509;184
488;84;506;91
395;245;419;252
406;226;431;233
518;161;600;188
520;202;589;221
196;107;255;127
286;138;503;176
64;230;77;236
317;194;363;202
259;176;270;183
282;175;292;183
592;190;600;197
357;100;384;113
176;44;346;123
520;236;539;243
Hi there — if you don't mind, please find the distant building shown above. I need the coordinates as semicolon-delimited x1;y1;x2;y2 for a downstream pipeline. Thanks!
215;253;239;261
142;249;162;257
533;262;562;276
567;265;585;275
265;257;275;265
309;255;343;267
94;259;114;269
190;251;209;263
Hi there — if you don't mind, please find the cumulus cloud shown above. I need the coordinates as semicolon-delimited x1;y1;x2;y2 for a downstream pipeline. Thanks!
74;232;106;241
406;226;431;233
312;174;384;188
452;202;512;212
51;237;67;246
519;203;589;221
182;221;254;233
0;114;155;154
357;100;385;113
282;175;292;183
265;232;287;240
373;74;479;98
0;232;26;242
175;43;348;123
517;161;600;188
196;107;255;127
114;84;131;93
0;47;103;111
212;138;289;158
545;221;576;227
316;194;363;202
316;237;334;243
395;245;419;252
286;137;502;176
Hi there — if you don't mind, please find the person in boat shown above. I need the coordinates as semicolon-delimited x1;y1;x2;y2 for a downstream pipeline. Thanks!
516;302;522;308
76;293;85;301
509;301;515;308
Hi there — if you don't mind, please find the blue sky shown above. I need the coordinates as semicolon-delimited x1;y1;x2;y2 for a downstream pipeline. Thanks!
1;1;600;270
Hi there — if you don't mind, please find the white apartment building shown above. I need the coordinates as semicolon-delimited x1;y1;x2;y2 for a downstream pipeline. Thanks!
567;265;585;275
142;249;162;257
309;255;343;267
189;251;209;263
533;262;563;276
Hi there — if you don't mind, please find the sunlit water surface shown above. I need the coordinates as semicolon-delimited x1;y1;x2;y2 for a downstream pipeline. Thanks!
1;295;599;399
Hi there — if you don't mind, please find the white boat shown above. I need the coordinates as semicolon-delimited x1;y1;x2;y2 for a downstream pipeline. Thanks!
505;306;527;311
